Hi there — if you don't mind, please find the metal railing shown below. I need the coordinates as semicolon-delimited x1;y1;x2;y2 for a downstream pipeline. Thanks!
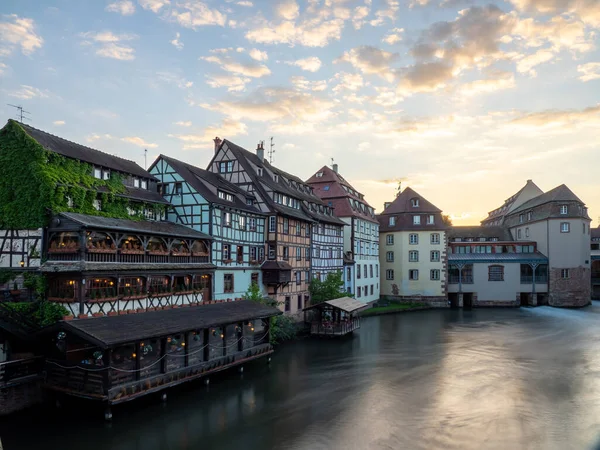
448;275;474;284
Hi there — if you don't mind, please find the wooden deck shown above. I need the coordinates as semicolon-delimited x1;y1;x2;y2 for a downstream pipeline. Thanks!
310;318;361;337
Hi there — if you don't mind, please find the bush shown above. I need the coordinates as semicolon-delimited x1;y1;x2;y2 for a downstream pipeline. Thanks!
3;301;69;328
243;282;296;344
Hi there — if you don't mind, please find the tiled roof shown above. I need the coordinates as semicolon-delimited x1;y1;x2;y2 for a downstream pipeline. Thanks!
447;226;513;241
592;227;600;240
96;185;169;205
152;155;263;214
380;187;442;215
12;120;154;179
509;184;586;215
58;300;281;348
58;212;213;239
448;252;548;264
304;296;368;313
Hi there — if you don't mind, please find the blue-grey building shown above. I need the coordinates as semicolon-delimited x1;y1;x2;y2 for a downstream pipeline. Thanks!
149;155;267;301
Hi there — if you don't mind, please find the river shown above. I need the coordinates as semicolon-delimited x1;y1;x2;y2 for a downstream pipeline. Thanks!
3;304;600;450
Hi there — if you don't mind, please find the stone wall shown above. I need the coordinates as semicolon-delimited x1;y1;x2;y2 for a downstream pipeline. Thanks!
384;295;449;308
549;267;591;307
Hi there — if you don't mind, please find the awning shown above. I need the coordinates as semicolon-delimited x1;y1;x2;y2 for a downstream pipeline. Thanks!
448;252;548;265
54;300;281;348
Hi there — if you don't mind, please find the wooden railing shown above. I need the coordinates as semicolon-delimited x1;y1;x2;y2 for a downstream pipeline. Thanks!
311;318;361;336
48;251;210;264
45;361;106;396
0;357;44;386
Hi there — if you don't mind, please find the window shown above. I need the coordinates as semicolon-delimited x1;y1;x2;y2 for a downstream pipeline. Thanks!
236;245;244;264
219;161;234;173
413;216;421;225
527;211;532;221
274;174;279;183
305;247;310;260
488;265;504;281
525;227;529;238
239;216;246;230
296;247;301;261
430;269;440;280
174;182;182;195
519;214;524;223
409;270;419;280
357;264;361;279
561;269;570;279
93;167;102;179
409;250;419;262
285;296;290;312
269;216;276;232
376;264;378;275
409;234;419;244
66;196;74;208
141;179;148;190
370;265;373;278
297;295;303;310
223;212;232;227
268;244;276;260
250;246;257;261
323;186;330;191
389;216;396;226
296;223;301;236
281;246;289;260
386;234;394;245
257;167;263;176
133;178;140;188
103;170;111;181
386;269;394;280
427;215;434;225
296;271;301;285
386;251;394;262
370;285;374;295
431;250;440;262
93;199;102;211
283;218;289;234
431;233;440;244
560;222;570;233
248;218;256;231
224;274;234;293
223;244;231;260
411;198;419;207
305;224;310;237
517;229;522;239
218;190;234;202
357;288;361;298
560;205;568;215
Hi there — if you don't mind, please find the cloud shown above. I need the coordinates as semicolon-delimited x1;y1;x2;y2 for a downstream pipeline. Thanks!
331;72;364;91
0;62;6;75
509;104;600;130
249;48;268;61
237;1;253;6
80;31;137;60
201;54;271;77
290;75;328;91
169;118;248;149
370;0;400;26
171;32;184;50
277;0;300;20
156;71;193;89
0;15;43;56
336;45;398;81
286;56;322;72
512;15;594;54
352;6;370;29
508;0;600;27
9;85;50;99
106;0;136;15
138;0;170;13
121;136;158;148
515;49;555;76
457;69;515;95
86;133;114;142
245;14;345;47
382;28;404;45
174;121;192;127
205;73;252;91
358;141;371;152
578;62;600;82
53;120;65;126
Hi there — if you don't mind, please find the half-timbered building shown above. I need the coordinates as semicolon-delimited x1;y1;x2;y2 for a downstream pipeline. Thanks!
207;139;343;316
149;155;267;301
306;164;380;303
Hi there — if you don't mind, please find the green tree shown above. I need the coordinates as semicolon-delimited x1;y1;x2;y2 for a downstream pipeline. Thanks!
309;271;346;305
242;282;296;344
442;214;453;226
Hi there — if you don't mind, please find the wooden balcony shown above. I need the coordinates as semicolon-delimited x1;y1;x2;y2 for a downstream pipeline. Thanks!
48;250;210;264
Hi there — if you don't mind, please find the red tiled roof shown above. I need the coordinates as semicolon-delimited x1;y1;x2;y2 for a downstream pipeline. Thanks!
380;187;442;215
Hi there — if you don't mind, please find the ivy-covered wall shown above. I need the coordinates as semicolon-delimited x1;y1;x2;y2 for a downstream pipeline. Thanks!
0;120;165;229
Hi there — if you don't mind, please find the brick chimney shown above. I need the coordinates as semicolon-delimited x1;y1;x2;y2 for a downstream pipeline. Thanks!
256;141;264;162
213;137;222;154
332;163;338;173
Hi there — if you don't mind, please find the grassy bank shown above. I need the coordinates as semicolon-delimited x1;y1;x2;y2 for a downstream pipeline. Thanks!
360;302;429;317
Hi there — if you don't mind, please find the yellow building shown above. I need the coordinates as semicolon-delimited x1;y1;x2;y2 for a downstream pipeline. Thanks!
377;187;448;307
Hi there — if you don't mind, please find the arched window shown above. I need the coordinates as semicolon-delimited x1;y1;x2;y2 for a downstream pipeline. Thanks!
191;240;209;256
119;235;144;254
171;239;190;256
86;232;115;253
147;237;168;254
48;232;80;253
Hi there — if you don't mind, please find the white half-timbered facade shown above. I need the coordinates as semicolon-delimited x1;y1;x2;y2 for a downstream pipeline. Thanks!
149;155;267;301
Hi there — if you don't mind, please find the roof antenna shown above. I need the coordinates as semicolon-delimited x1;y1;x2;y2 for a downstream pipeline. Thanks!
269;136;275;164
7;104;31;123
331;157;334;167
144;148;148;170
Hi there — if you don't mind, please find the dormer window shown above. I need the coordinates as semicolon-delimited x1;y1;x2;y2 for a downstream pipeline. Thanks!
246;198;253;206
218;190;234;202
316;172;323;178
133;178;140;188
411;198;419;207
274;174;279;183
103;170;110;181
389;216;396;226
323;186;330;191
413;216;421;225
93;168;102;179
560;205;568;215
527;211;532;221
257;167;263;176
141;180;147;190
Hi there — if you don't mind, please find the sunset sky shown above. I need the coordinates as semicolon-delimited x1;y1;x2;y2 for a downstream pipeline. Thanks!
1;0;599;225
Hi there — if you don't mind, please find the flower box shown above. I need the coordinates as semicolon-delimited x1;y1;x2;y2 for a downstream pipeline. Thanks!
120;250;145;255
48;297;77;303
121;294;147;300
171;252;191;257
49;247;80;254
192;252;209;257
88;297;119;303
87;248;117;254
222;259;233;264
148;251;169;256
151;292;172;298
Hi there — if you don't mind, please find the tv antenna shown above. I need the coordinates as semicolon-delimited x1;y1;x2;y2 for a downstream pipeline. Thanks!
331;157;334;167
7;104;31;123
268;136;275;164
144;149;148;170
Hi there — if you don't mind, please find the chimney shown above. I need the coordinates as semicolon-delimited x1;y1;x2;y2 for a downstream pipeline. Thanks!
213;137;222;154
256;141;264;162
332;163;338;173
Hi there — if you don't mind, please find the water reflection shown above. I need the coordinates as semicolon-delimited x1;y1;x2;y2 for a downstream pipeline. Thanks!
4;305;600;450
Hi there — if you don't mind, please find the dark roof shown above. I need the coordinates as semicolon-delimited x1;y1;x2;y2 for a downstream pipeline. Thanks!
40;261;216;273
481;180;542;224
448;252;548;264
380;187;442;215
592;227;600;240
261;260;293;270
447;226;513;241
304;297;367;313
151;155;263;214
95;186;169;205
57;212;213;240
12;120;154;179
509;184;585;215
306;165;378;223
59;301;281;348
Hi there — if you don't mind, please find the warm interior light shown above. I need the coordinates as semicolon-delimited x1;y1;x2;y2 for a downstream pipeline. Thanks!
140;342;145;347
19;260;24;267
251;327;254;331
110;282;114;286
132;353;137;358
181;342;185;347
220;334;224;339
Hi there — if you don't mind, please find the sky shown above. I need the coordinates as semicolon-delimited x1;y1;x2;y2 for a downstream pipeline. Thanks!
1;0;599;226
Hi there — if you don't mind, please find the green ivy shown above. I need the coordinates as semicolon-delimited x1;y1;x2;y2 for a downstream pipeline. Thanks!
3;301;69;328
0;120;165;228
23;272;47;300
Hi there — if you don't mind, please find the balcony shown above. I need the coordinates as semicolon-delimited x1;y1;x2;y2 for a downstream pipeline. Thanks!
48;249;209;264
448;275;473;284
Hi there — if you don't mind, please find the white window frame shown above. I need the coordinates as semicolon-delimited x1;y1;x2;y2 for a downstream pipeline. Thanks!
411;198;419;207
561;269;570;279
430;250;440;262
141;180;147;190
560;222;570;233
427;215;434;225
102;170;110;181
93;168;102;179
409;269;419;281
431;233;440;244
560;205;568;215
386;269;394;280
413;215;421;225
389;217;396;226
239;216;246;230
133;178;140;188
386;234;394;245
386;251;394;262
409;234;419;245
409;250;419;262
269;216;276;232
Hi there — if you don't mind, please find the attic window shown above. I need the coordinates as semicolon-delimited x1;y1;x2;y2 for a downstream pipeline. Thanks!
323;186;330;191
316;172;323;178
93;168;102;179
218;190;234;202
133;178;140;188
102;170;110;181
174;182;182;195
141;180;147;190
246;198;253;206
389;216;396;226
257;168;263;176
411;198;419;207
274;174;279;183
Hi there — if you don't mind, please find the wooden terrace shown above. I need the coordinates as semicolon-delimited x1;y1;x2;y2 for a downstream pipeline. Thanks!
303;297;368;337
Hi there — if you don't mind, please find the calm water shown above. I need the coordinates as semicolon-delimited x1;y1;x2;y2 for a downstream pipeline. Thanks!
4;304;600;450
